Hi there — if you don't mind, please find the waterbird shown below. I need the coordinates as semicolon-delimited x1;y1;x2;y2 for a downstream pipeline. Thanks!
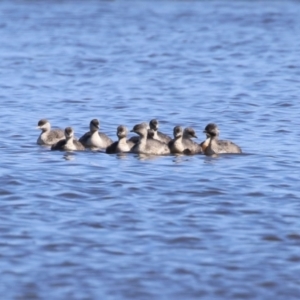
169;126;202;154
149;119;172;143
129;119;171;144
182;127;203;154
130;122;170;155
79;119;113;150
51;127;85;151
106;125;135;153
36;119;64;146
201;123;242;155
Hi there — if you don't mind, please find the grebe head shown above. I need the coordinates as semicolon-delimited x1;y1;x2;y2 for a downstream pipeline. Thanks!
65;127;74;139
149;119;159;131
90;119;100;132
37;119;51;132
173;126;183;138
184;127;198;139
130;122;148;137
117;125;128;139
203;123;219;138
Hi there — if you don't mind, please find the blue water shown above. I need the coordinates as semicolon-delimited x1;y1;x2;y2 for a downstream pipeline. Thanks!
1;0;300;299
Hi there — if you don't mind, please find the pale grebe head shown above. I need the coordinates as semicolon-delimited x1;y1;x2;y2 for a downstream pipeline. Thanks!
183;127;198;139
130;122;148;137
149;119;159;131
117;125;128;139
89;119;100;132
173;126;183;138
37;119;51;132
203;123;219;138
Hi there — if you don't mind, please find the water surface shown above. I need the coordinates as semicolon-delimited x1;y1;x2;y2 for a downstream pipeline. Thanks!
1;0;300;299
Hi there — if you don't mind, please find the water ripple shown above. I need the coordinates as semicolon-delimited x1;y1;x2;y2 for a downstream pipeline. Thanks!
0;1;300;299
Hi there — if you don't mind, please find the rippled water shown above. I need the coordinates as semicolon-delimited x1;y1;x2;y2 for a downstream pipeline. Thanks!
1;0;300;299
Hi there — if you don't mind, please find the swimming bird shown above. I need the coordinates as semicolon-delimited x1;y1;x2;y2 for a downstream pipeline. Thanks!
149;119;172;143
130;122;170;155
79;119;113;150
169;126;185;154
182;127;203;154
37;119;64;146
169;126;202;154
51;127;85;151
128;119;171;144
201;123;242;155
106;125;135;154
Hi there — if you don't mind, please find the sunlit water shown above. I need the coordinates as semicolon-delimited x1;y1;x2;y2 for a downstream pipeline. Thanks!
1;0;300;299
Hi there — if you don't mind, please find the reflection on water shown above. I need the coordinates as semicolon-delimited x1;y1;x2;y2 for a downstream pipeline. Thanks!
135;153;167;161
116;153;130;160
63;153;76;161
0;0;300;299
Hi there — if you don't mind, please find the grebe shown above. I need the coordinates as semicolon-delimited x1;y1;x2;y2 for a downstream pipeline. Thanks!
149;119;172;143
130;123;170;155
37;119;64;146
106;125;135;153
182;127;203;154
201;123;242;155
79;119;113;150
51;127;85;151
169;126;202;154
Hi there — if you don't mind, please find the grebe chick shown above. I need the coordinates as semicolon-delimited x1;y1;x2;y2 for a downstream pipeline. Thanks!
106;125;135;154
37;119;64;146
130;122;170;155
169;126;185;154
51;127;85;151
128;121;151;144
201;123;242;155
182;127;203;154
149;119;172;143
79;119;113;150
169;126;202;154
128;119;171;144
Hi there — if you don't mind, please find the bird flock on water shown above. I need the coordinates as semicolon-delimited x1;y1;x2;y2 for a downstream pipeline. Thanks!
37;119;242;156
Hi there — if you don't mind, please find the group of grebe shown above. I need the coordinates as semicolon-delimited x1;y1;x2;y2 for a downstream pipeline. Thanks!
37;118;242;156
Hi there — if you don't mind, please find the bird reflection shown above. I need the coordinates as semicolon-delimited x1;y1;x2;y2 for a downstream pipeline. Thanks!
63;152;75;161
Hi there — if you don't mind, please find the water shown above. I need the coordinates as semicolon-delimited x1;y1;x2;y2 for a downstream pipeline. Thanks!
1;0;300;299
